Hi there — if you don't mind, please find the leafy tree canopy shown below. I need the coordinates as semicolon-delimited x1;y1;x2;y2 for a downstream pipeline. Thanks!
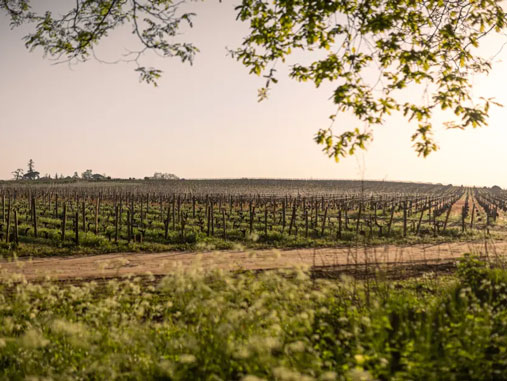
2;0;506;159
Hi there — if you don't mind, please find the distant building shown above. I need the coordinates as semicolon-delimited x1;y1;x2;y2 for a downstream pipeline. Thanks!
22;171;40;180
145;172;179;180
91;173;107;181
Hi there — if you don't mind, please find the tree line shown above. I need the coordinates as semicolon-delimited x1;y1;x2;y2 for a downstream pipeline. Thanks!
11;160;109;181
10;160;179;182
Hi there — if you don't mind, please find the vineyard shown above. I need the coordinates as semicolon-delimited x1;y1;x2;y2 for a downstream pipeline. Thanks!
1;181;507;379
0;180;505;257
2;255;507;379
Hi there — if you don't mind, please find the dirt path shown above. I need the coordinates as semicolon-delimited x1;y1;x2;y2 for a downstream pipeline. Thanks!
450;191;470;215
1;240;506;281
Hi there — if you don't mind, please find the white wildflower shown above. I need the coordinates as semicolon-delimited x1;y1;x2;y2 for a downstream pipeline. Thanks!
320;371;337;381
242;375;266;381
179;354;196;364
346;368;373;381
287;340;306;353
20;329;49;348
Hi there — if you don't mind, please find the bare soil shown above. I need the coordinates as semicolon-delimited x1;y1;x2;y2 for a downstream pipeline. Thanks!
1;240;506;281
450;192;470;215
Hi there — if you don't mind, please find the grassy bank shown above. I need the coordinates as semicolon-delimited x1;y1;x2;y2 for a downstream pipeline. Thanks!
0;255;506;380
0;225;499;259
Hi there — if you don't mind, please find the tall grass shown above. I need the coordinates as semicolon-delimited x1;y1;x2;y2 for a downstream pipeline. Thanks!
0;256;506;380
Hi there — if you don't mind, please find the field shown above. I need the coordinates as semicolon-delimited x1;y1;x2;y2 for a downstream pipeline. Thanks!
1;179;506;259
1;179;507;380
1;255;507;379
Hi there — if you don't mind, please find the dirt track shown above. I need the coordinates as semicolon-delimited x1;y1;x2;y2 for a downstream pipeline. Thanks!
1;240;506;281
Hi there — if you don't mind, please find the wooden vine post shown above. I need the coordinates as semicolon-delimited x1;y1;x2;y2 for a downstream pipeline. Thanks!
321;206;328;237
180;213;186;239
211;201;215;236
165;205;171;240
61;202;67;242
74;211;79;245
5;198;10;244
32;196;37;238
443;205;452;232
82;201;86;232
127;210;131;243
305;209;309;238
13;209;18;246
387;204;395;236
288;202;297;236
172;197;176;230
223;209;227;239
54;194;58;218
264;206;268;237
206;203;211;237
249;202;254;234
403;201;408;237
282;199;286;233
355;201;362;235
95;197;100;235
115;204;119;243
336;209;342;239
1;194;5;224
416;203;424;236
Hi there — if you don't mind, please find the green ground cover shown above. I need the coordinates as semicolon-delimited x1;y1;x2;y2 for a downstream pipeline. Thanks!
1;255;506;380
2;181;505;257
0;224;499;259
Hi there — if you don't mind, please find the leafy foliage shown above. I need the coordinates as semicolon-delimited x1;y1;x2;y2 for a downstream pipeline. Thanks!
0;0;198;84
233;0;506;159
1;0;506;157
1;256;507;379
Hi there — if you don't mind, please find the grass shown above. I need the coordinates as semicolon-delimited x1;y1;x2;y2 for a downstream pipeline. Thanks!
0;222;502;259
1;255;507;379
2;188;505;258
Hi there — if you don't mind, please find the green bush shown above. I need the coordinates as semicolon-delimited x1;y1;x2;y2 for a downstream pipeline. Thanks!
0;256;506;380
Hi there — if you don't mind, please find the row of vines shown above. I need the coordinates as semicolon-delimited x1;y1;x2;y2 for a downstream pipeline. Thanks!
0;181;503;251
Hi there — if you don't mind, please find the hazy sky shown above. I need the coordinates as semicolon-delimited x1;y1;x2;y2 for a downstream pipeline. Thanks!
1;2;506;187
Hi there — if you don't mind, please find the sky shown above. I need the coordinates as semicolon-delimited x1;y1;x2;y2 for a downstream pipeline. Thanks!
0;1;506;187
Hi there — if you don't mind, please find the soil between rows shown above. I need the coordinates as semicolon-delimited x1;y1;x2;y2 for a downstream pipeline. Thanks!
1;240;506;281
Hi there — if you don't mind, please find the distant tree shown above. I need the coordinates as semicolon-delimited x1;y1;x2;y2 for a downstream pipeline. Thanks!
2;1;505;159
91;173;107;181
54;173;58;180
81;169;93;180
149;172;180;180
11;168;24;180
27;159;34;173
72;171;80;179
22;171;40;180
23;159;39;180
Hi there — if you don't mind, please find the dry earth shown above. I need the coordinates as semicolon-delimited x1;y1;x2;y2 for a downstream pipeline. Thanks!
1;240;506;281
